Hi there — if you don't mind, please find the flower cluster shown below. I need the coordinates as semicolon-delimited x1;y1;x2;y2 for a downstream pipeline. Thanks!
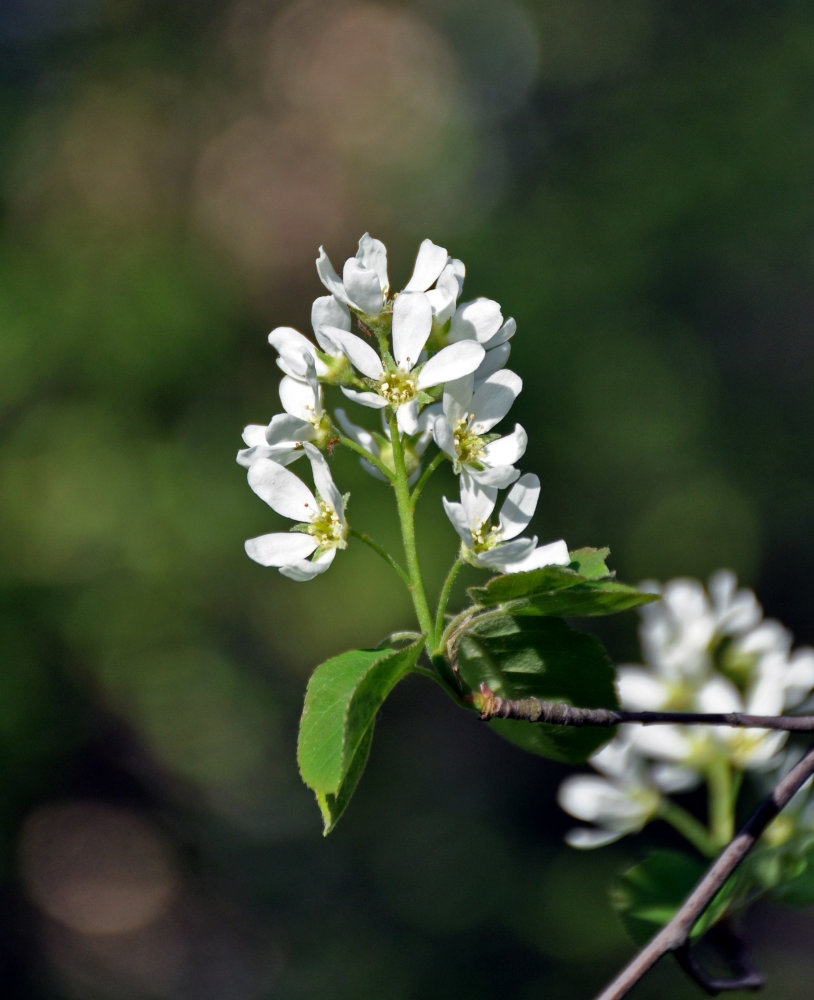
238;234;568;579
558;570;814;848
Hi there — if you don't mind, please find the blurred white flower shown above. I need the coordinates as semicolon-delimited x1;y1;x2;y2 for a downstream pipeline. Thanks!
442;474;569;573
619;571;814;776
557;730;663;849
243;443;348;581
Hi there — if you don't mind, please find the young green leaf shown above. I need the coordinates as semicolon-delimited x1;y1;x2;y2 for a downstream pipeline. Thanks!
466;548;658;618
454;614;619;763
298;641;423;833
501;581;660;618
612;850;741;944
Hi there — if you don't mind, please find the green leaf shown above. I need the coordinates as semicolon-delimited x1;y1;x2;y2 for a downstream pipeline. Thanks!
465;548;658;618
612;850;741;945
454;614;618;763
770;857;814;905
568;546;613;579
506;581;660;618
298;641;422;833
466;565;586;606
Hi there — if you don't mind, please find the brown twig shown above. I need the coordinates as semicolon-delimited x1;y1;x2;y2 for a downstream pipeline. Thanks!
476;685;814;732
593;742;814;1000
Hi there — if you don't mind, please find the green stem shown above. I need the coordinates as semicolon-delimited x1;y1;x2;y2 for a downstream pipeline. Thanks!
707;755;735;848
434;556;464;643
389;415;435;653
349;528;410;586
410;452;445;506
657;799;720;858
336;435;395;482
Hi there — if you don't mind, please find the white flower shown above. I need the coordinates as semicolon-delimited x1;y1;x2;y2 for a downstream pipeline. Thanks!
445;298;516;379
432;369;526;489
243;443;348;582
557;730;663;848
324;291;485;435
316;234;451;318
442;474;569;573
236;357;334;469
334;407;432;484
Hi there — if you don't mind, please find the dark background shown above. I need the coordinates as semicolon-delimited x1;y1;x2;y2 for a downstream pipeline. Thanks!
3;1;814;997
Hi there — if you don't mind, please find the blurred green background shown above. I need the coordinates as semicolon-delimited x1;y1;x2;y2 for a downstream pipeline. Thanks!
3;1;814;997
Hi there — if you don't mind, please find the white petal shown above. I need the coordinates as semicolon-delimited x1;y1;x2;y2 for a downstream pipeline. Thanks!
268;326;317;378
651;763;702;794
448;298;503;344
329;329;384;379
460;478;498;525
356;233;389;295
340;386;388;409
426;258;465;323
280;547;336;581
696;676;742;715
245;532;317;566
465;465;520;489
343;258;383;315
247;459;317;521
481;425;528;468
616;668;668;710
442;496;473;543
312;294;351;343
475;538;537;569
334;408;377;453
392;291;432;371
315;247;349;305
509;539;570;571
243;424;266;447
396;399;419;436
304;442;343;519
565;827;625;849
558;775;639;824
404;239;448;292
476;342;511;381
237;438;273;469
265;411;312;445
279;375;319;421
632;724;695;763
442;374;474;427
483;316;516;350
470;370;522;433
416;340;485;390
497;473;540;539
431;415;456;460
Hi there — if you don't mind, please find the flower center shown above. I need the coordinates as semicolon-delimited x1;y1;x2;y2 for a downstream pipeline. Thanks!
470;519;501;554
453;416;485;467
308;500;346;548
378;370;417;408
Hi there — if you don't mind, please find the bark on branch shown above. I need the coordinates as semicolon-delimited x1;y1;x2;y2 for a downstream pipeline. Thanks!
594;743;814;1000
476;685;814;732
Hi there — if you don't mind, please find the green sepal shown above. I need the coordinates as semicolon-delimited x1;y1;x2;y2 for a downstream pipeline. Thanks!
454;614;618;763
612;850;741;945
297;640;423;833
